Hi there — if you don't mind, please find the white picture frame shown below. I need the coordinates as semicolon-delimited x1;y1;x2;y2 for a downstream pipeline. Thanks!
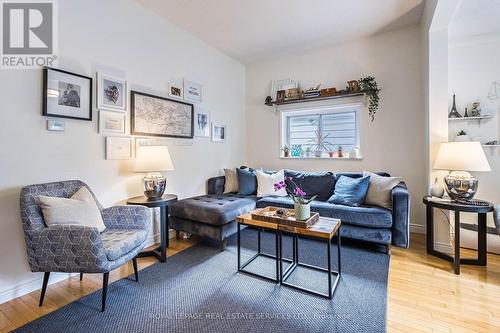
194;106;210;137
168;81;183;99
97;72;127;112
184;79;203;104
211;123;226;143
99;110;126;135
105;136;132;160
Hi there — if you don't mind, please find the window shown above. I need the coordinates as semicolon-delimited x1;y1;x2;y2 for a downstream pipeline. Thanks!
281;104;360;158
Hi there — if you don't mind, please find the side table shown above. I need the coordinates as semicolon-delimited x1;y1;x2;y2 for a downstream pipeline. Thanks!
423;196;493;274
127;194;178;262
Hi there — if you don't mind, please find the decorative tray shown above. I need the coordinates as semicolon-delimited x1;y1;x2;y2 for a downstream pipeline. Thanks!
251;206;319;228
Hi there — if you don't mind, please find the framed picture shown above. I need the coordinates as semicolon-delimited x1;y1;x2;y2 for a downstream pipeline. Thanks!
131;91;194;138
97;73;127;112
184;79;203;104
211;123;226;143
168;82;183;99
99;110;126;135
194;106;210;137
105;136;132;160
43;67;92;121
271;78;298;101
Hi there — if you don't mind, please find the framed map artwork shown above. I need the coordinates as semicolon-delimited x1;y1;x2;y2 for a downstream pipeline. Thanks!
131;91;194;138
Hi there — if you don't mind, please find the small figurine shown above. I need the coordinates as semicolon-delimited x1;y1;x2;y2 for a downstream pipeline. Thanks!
265;96;272;104
464;107;469;117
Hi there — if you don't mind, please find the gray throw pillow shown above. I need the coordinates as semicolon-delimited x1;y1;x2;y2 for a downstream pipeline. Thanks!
223;168;238;193
363;171;403;209
37;186;106;232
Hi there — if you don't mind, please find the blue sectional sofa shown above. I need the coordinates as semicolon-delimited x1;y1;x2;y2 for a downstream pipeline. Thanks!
169;170;410;252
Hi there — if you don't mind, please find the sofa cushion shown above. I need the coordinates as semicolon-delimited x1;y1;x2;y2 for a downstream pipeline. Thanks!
170;194;257;226
256;169;287;197
237;168;258;195
328;175;370;207
284;170;335;201
101;229;148;261
363;171;403;209
223;168;238;193
256;197;392;228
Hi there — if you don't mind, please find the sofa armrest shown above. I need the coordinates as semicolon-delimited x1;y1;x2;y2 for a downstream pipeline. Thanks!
207;176;225;195
391;183;410;248
101;205;152;230
29;225;108;273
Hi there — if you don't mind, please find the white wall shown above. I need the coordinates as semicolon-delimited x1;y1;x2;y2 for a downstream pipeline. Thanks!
245;26;425;230
448;34;500;233
0;0;246;303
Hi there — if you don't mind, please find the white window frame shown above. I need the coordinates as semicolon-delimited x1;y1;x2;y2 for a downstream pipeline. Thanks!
279;100;362;159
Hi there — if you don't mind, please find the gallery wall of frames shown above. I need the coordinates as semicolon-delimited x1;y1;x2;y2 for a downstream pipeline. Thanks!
43;67;227;160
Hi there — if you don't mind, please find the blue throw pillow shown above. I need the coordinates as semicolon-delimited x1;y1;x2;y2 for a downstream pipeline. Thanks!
328;175;370;207
237;168;257;195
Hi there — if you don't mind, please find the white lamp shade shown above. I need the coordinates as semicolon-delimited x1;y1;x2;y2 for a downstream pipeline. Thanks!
134;146;174;172
433;142;491;172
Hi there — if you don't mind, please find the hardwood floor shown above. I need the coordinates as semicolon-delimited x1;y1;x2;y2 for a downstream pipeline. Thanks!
2;234;500;332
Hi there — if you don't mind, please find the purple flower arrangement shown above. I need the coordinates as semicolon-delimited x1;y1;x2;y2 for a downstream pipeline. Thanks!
274;177;317;205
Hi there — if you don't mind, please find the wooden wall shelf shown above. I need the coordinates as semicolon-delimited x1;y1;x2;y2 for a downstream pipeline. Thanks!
265;90;374;107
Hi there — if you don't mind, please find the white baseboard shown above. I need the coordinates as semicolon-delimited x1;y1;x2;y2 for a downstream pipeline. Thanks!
0;230;177;305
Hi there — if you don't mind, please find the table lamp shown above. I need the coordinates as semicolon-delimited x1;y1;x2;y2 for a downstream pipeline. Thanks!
433;142;491;200
134;146;174;200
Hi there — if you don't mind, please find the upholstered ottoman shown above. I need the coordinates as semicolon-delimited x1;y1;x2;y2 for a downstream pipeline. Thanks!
169;194;257;249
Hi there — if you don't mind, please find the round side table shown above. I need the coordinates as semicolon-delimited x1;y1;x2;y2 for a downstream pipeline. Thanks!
423;196;493;274
127;194;178;262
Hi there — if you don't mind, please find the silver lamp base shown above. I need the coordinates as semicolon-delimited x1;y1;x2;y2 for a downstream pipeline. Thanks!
143;172;166;200
444;171;478;200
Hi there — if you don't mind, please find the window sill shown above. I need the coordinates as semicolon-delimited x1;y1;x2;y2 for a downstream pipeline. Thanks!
280;156;363;160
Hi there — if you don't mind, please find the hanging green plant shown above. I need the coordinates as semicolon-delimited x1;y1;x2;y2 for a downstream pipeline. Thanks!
358;76;381;121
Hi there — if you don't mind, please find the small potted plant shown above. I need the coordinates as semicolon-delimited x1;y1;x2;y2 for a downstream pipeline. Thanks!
328;151;335;158
338;146;344;158
455;130;470;142
274;178;317;220
304;146;312;158
311;130;333;158
282;145;290;157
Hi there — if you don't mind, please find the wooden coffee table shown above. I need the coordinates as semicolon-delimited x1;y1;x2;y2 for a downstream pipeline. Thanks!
237;210;341;299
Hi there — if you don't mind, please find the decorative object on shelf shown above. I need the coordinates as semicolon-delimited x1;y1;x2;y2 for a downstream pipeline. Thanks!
304;146;312;158
349;147;360;159
470;101;481;117
448;94;461;118
43;67;92;121
271;78;298;101
303;84;321;98
429;177;444;198
337;146;344;158
286;87;301;100
194;106;210;137
320;88;337;97
455;130;470;142
282;144;290;157
184;79;203;104
99;110;126;136
434;142;491;200
211;123;226;142
46;120;65;131
291;144;302;157
131;91;194;138
265;96;272;104
464;107;469;117
358;76;380;121
105;136;132;160
488;81;500;100
276;90;286;101
485;140;499;146
328;151;335;158
274;178;317;221
134;145;175;200
347;80;360;92
168;80;183;99
311;130;333;157
97;73;126;112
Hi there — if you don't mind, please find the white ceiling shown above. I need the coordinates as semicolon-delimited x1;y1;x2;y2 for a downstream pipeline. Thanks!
449;0;500;42
136;0;424;64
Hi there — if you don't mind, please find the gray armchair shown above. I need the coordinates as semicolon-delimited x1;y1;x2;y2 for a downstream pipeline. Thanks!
20;180;152;311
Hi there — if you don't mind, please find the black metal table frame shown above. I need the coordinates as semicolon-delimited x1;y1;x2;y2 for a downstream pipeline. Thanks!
279;231;341;299
424;196;492;275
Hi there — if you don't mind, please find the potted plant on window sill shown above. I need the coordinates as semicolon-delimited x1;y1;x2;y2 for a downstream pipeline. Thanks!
274;178;317;220
282;144;290;157
311;130;333;158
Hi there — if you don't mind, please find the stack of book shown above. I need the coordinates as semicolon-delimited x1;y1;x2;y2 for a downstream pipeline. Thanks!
303;89;320;98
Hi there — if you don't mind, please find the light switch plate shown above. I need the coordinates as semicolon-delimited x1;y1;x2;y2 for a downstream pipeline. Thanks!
47;120;65;131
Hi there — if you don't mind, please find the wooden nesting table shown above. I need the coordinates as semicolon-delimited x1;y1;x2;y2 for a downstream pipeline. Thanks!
237;210;341;299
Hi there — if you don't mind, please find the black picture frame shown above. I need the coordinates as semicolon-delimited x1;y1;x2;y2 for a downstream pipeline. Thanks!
131;90;194;139
42;67;93;121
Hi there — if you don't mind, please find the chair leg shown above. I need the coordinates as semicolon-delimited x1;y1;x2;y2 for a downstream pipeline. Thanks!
39;272;50;307
80;273;83;281
132;257;139;282
101;272;109;312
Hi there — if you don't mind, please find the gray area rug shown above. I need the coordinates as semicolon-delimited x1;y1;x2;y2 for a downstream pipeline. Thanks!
14;229;389;333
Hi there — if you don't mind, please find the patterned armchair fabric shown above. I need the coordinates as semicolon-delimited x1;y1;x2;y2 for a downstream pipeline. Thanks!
20;180;152;273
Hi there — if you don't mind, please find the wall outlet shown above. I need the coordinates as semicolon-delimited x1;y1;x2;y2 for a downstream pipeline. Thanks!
47;120;65;131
